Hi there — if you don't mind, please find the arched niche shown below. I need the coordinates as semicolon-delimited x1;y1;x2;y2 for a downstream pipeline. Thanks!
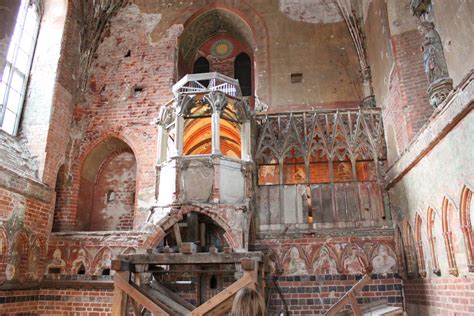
52;164;67;232
77;137;137;231
427;207;441;275
158;212;229;253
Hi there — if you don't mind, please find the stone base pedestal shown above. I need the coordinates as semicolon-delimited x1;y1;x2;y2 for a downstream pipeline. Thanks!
428;78;453;107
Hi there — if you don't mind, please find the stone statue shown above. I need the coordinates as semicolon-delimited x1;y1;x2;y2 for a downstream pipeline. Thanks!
419;22;449;85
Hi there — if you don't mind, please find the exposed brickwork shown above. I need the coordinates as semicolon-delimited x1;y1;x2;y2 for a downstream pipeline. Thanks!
405;277;474;316
0;288;113;315
269;273;403;315
383;29;432;160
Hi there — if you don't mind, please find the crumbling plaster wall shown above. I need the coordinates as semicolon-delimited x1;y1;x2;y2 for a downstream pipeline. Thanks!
135;0;363;111
388;108;473;276
364;0;431;163
431;0;474;87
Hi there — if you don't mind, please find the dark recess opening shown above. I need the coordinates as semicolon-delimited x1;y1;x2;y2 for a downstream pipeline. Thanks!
234;53;252;96
210;274;217;289
193;56;210;87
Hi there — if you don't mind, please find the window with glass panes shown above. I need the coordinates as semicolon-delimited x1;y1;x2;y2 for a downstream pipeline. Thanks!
0;0;41;135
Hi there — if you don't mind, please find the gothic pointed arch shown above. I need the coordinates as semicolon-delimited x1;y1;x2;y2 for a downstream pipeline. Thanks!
442;197;459;276
414;212;427;276
460;186;474;272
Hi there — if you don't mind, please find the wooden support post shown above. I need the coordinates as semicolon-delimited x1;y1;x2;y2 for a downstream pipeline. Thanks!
173;224;182;248
187;212;199;243
112;271;130;316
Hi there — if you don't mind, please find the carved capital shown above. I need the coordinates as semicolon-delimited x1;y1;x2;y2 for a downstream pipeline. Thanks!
204;91;228;112
428;78;453;107
410;0;431;20
174;94;194;117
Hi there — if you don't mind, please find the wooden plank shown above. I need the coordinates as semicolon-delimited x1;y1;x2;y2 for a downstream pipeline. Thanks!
190;274;256;316
117;251;263;265
151;280;196;311
112;271;129;316
187;212;199;243
112;259;131;272
325;274;371;316
115;272;169;315
141;284;191;315
173;224;183;248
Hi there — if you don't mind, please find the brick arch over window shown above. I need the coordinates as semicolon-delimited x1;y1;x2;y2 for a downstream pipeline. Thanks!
414;212;427;277
427;207;440;275
74;137;137;231
144;207;239;250
460;186;474;272
442;198;459;276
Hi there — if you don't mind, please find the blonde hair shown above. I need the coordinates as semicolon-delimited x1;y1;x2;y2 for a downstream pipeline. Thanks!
231;287;266;316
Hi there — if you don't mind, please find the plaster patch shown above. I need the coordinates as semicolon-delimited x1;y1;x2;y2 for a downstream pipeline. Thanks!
279;0;343;24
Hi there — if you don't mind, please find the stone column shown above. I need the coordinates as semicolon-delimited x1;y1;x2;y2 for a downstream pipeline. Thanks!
211;110;221;155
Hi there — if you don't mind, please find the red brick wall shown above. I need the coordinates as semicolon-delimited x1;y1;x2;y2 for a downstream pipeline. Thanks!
383;29;432;160
269;273;403;315
0;172;52;286
0;288;113;315
405;277;474;316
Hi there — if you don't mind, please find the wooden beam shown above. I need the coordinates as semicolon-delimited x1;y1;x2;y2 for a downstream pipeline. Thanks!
150;280;196;311
325;274;371;316
173;224;182;248
114;271;169;315
112;259;131;272
117;251;263;265
190;274;256;316
112;271;129;316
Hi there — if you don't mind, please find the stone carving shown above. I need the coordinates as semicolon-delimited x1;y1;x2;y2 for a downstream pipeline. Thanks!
372;244;396;273
46;248;66;273
410;0;431;20
419;22;449;85
418;21;453;107
285;247;307;275
204;91;228;112
256;109;385;165
343;246;366;274
313;246;338;274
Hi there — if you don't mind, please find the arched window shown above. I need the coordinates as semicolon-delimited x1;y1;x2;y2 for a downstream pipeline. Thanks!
0;0;41;135
234;53;252;96
193;57;210;87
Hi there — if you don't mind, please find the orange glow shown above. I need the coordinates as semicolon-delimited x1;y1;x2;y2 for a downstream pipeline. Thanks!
183;117;241;157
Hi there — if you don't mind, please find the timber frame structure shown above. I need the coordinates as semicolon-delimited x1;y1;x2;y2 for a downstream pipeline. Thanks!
111;250;265;315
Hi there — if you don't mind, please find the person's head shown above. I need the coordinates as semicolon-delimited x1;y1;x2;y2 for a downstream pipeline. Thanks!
231;287;265;316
